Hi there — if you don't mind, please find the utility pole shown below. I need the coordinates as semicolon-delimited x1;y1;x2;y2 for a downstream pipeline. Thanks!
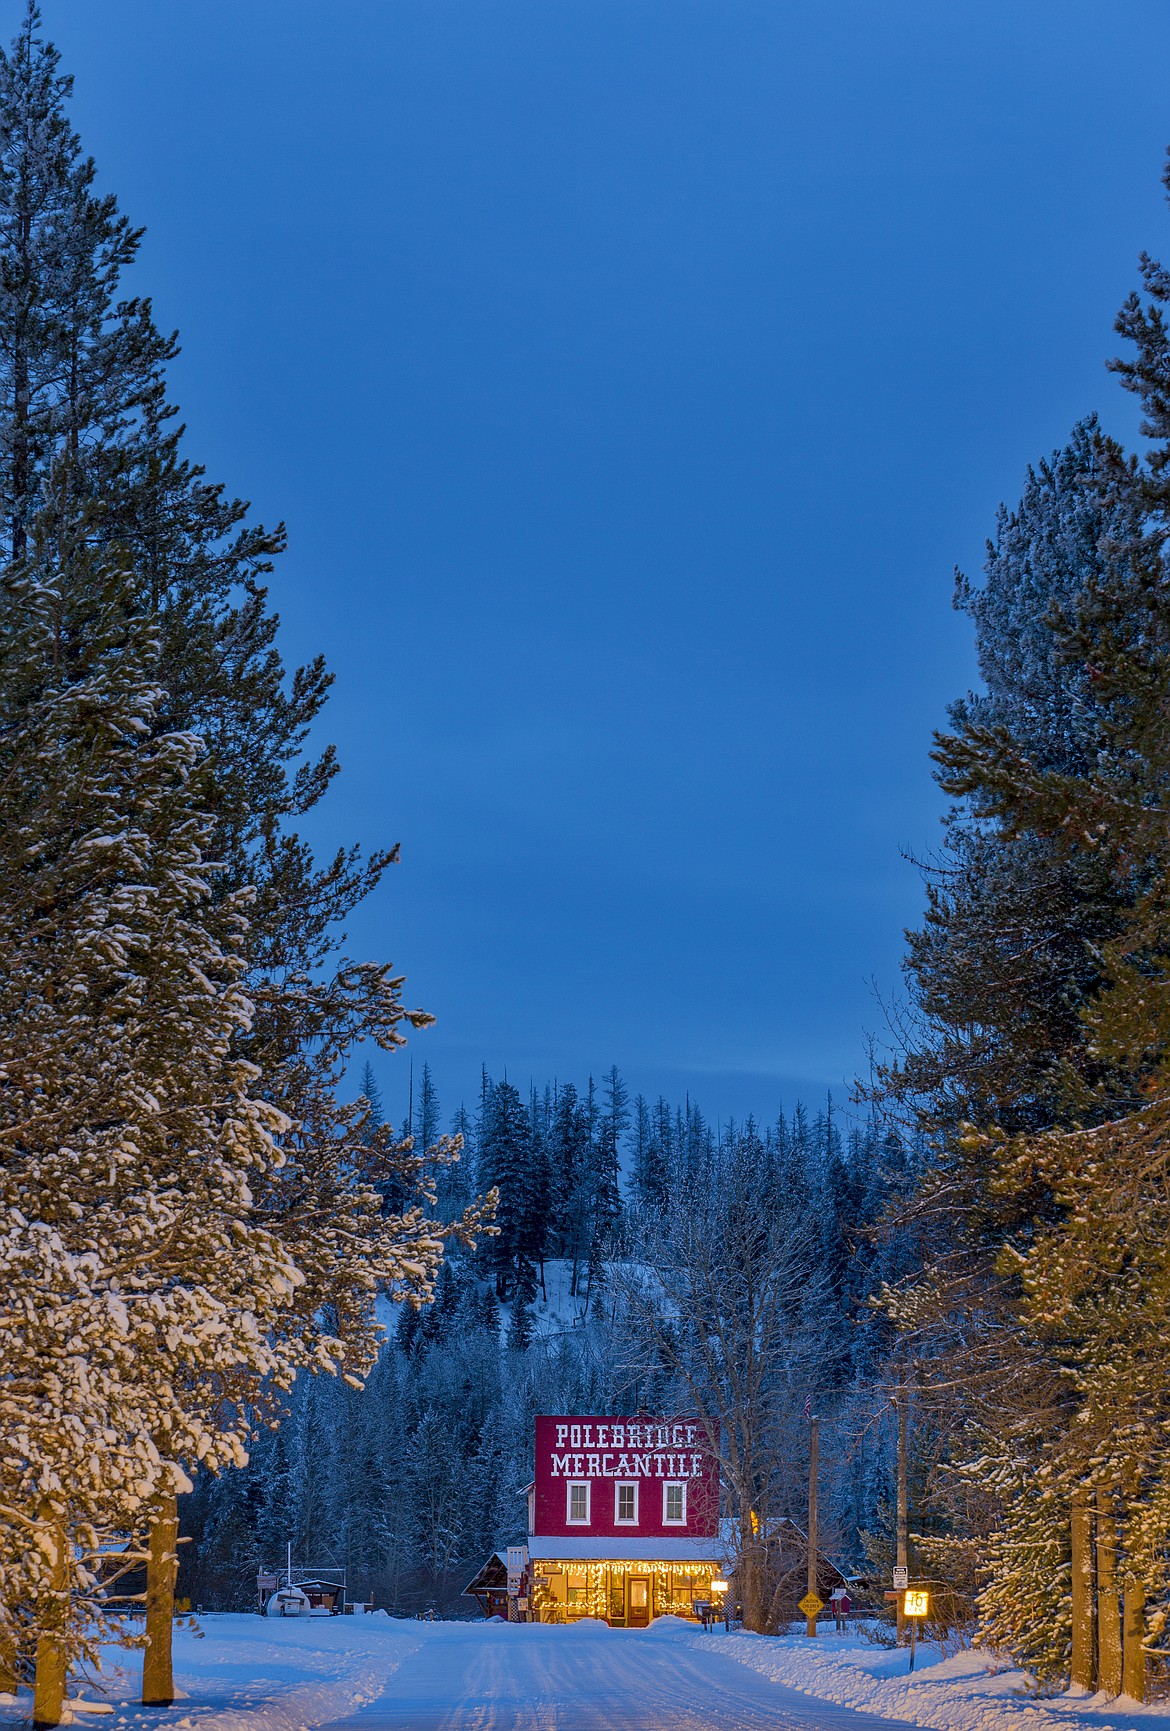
896;1389;908;1642
806;1414;819;1637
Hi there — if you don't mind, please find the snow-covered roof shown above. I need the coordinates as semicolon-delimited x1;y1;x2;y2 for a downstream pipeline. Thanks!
527;1535;725;1563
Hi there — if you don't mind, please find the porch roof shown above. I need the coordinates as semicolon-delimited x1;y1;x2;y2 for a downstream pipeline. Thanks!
527;1535;725;1563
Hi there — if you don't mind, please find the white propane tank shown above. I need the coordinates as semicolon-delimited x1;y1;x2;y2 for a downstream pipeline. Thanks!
267;1587;310;1618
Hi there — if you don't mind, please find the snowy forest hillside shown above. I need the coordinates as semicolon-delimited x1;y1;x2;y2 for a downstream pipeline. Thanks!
180;1074;920;1614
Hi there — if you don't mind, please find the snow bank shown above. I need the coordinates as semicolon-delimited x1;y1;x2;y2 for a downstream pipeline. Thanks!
0;1614;422;1731
662;1626;1170;1731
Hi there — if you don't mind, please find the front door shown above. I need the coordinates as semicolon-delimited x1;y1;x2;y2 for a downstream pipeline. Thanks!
627;1576;651;1628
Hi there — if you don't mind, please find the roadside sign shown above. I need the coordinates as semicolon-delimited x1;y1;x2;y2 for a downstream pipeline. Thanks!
798;1592;825;1618
904;1590;929;1618
893;1566;908;1590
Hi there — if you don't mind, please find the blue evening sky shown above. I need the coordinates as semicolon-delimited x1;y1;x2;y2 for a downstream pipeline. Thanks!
45;0;1170;1128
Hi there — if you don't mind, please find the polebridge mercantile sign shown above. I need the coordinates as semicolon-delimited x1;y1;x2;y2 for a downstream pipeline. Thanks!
532;1414;719;1540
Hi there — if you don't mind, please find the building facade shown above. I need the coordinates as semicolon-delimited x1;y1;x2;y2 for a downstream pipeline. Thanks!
521;1414;726;1626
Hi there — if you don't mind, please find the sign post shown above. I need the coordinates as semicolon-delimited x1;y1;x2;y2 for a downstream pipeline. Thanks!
903;1589;929;1672
806;1415;819;1637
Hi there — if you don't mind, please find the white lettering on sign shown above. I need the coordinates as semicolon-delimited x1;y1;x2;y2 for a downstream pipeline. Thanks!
548;1448;706;1479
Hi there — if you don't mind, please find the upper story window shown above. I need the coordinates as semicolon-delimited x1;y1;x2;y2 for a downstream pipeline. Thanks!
615;1481;638;1525
663;1481;687;1525
567;1481;591;1525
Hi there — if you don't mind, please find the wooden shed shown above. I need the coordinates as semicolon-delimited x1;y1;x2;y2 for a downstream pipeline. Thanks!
462;1553;511;1619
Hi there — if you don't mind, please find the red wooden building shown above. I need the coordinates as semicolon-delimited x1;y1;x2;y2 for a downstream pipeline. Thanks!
487;1414;728;1627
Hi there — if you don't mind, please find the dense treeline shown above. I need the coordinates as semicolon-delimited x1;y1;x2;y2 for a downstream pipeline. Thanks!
181;1069;920;1617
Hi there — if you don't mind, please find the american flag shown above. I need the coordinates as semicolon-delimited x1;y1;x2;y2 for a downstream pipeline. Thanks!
803;1395;811;1421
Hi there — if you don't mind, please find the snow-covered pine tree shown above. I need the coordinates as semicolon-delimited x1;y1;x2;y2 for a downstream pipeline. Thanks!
860;411;1149;1658
874;162;1170;1678
0;8;495;1704
883;417;1140;1141
0;545;305;1713
940;167;1170;1677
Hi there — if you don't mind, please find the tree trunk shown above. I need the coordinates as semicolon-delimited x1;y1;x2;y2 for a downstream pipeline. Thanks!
1096;1488;1122;1698
1070;1491;1095;1693
739;1525;765;1634
142;1490;179;1706
1122;1576;1145;1702
32;1514;69;1730
0;1617;18;1695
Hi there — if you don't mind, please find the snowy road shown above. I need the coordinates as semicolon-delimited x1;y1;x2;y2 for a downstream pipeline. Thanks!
3;1615;1153;1731
318;1621;921;1731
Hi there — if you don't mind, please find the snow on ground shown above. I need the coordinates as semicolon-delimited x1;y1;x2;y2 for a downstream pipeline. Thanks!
5;1615;1170;1731
375;1258;595;1344
502;1259;598;1340
668;1623;1170;1731
0;1614;421;1731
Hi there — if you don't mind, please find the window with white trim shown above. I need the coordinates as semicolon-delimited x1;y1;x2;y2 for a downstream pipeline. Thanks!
567;1481;591;1525
615;1481;638;1525
663;1481;686;1525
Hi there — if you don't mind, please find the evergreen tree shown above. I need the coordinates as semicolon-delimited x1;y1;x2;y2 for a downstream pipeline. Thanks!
478;1079;545;1300
870;161;1170;1682
631;1093;668;1211
414;1061;440;1152
547;1081;591;1283
589;1066;627;1281
507;1295;534;1353
881;418;1139;1139
0;546;303;1689
359;1060;385;1133
0;10;495;1702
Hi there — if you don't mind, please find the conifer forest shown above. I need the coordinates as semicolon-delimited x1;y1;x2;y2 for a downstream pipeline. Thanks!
6;0;1170;1721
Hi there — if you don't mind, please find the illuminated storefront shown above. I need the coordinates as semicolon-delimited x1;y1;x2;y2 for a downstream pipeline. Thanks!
529;1544;724;1625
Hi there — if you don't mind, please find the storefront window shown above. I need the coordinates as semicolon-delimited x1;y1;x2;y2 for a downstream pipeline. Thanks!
566;1571;588;1609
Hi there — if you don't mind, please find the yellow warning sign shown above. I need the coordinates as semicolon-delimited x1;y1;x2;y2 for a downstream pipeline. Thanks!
798;1592;825;1618
904;1590;930;1618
